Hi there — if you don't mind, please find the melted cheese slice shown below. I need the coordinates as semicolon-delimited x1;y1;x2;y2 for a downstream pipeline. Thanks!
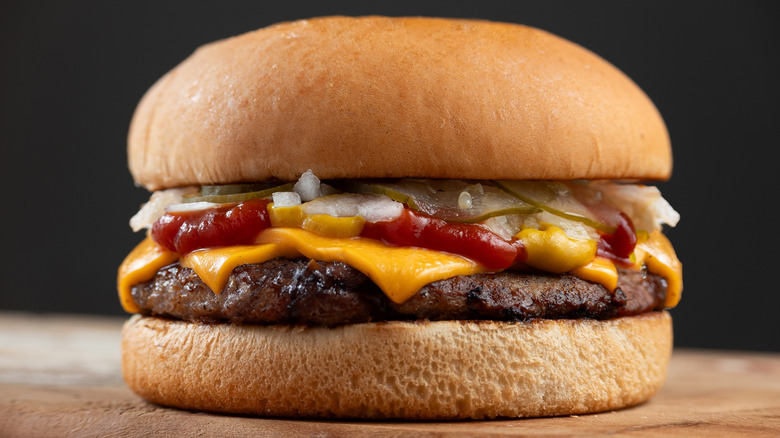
635;230;683;308
254;228;484;303
570;257;619;292
118;228;682;313
180;243;300;296
117;237;179;313
569;231;683;307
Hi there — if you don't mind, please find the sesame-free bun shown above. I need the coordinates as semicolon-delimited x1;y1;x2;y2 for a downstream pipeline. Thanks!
121;311;672;419
128;16;671;191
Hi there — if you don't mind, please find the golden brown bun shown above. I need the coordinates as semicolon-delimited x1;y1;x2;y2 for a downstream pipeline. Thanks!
128;16;671;191
121;311;672;419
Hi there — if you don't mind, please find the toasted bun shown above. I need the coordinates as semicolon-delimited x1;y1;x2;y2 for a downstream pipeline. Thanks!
128;16;671;191
121;311;672;419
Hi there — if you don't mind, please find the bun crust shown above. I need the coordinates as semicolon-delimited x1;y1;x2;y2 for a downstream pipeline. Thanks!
121;311;672;419
128;16;671;191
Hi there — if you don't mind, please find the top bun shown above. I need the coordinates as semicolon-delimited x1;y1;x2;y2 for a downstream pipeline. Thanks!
128;16;671;191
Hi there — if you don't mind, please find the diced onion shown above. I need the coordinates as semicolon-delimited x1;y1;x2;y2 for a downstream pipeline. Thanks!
294;169;321;202
273;191;302;207
357;195;405;222
482;215;517;240
302;194;403;222
129;187;197;231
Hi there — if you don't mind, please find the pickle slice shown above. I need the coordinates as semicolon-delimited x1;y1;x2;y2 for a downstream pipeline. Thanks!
494;180;617;234
351;180;539;223
349;182;419;209
184;182;295;204
200;183;281;196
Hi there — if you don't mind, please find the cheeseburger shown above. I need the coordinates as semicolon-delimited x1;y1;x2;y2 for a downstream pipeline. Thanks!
119;16;682;419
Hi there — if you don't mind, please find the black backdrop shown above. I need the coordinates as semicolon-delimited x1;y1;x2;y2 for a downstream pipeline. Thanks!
2;1;778;351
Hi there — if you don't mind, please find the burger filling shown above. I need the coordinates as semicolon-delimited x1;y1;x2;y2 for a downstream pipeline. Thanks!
120;171;682;325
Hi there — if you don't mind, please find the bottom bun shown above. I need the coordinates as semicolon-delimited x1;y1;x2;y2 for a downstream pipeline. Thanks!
121;312;672;419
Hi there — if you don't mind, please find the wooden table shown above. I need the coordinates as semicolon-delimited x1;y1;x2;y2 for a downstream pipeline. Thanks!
1;312;779;437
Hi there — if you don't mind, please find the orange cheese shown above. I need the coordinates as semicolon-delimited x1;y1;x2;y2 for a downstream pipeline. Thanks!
634;230;683;307
254;228;484;303
570;257;619;292
568;231;682;305
118;228;683;313
117;237;179;313
180;243;300;297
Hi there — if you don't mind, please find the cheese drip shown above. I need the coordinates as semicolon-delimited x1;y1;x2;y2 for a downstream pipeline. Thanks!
634;231;683;307
118;229;682;313
117;237;178;313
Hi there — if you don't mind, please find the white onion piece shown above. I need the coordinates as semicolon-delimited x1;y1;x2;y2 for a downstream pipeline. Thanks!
272;191;302;207
481;215;517;240
356;195;405;222
129;187;197;232
302;194;403;222
593;182;680;232
294;169;321;202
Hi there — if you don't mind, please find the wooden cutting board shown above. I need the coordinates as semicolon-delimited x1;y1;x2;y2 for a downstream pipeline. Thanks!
1;312;779;437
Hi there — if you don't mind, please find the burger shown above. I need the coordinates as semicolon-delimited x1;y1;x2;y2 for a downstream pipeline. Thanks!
119;16;682;419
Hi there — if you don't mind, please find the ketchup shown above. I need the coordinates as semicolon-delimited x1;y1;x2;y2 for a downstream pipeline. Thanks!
597;212;636;266
361;209;526;270
152;198;271;254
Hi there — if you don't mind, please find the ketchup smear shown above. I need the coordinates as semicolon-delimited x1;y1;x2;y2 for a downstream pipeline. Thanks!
152;198;271;255
361;209;526;270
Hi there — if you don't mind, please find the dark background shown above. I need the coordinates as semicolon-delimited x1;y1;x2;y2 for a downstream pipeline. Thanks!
2;1;778;351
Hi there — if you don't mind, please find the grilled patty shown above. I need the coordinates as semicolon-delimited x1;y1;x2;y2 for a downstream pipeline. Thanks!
131;257;666;326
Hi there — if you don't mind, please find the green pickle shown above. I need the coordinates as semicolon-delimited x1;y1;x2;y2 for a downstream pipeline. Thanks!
349;182;420;209
351;180;540;223
184;182;296;204
494;180;617;234
200;183;280;196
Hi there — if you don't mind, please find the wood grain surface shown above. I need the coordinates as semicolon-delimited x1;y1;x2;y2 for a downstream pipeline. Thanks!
1;312;779;437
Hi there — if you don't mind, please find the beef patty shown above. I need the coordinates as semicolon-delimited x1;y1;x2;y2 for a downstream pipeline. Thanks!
131;257;667;326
